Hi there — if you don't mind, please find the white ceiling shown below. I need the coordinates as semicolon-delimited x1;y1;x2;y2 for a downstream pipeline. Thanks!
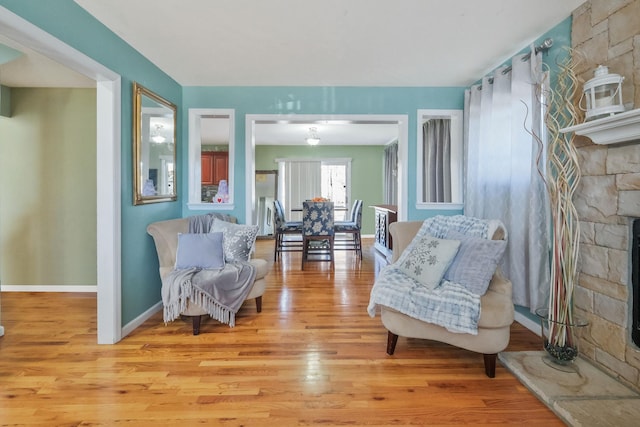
72;0;585;87
0;0;586;145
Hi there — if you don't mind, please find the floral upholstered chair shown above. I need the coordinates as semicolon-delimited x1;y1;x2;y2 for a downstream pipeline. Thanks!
302;201;334;269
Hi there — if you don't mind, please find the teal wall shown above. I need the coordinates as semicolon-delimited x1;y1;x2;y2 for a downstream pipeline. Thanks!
255;144;386;235
0;0;574;328
0;0;182;324
181;86;466;221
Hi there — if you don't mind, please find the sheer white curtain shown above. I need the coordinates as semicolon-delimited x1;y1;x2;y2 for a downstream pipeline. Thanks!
278;160;321;219
464;50;549;311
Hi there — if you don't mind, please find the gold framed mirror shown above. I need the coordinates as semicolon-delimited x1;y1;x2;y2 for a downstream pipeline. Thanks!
133;82;177;205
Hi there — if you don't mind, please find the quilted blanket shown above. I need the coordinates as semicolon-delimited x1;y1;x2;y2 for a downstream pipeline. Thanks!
367;215;506;335
367;265;481;334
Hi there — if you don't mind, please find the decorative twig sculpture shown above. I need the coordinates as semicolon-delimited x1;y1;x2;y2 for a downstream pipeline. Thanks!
542;49;583;362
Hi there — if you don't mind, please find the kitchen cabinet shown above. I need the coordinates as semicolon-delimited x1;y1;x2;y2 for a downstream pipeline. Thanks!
201;151;228;185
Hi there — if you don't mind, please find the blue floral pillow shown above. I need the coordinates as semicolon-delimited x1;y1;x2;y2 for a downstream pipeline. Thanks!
396;234;460;289
175;232;225;269
209;218;259;262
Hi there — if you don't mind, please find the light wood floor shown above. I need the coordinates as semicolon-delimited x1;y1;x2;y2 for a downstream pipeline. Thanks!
0;238;562;426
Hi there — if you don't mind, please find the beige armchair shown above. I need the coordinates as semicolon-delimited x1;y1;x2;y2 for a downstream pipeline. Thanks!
379;221;514;378
147;216;268;335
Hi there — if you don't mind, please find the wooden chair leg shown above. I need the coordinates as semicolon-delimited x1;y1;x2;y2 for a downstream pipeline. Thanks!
330;236;335;269
255;295;262;313
192;315;202;336
483;353;497;378
386;331;399;355
274;234;278;261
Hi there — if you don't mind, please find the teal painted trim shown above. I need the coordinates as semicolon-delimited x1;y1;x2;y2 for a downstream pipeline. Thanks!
0;42;22;65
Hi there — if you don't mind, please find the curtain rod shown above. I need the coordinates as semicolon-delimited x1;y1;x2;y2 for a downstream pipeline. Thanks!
479;38;554;88
500;38;553;75
502;39;553;74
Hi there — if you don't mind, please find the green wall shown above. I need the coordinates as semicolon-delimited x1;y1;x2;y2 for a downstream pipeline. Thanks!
0;88;96;286
256;144;386;235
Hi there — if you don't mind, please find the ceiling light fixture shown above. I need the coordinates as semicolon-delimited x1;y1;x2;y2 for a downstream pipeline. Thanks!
305;127;320;145
151;124;166;143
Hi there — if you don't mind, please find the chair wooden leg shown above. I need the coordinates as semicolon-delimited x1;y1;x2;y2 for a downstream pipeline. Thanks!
483;353;497;378
255;295;262;313
330;236;335;269
386;331;399;355
274;233;281;261
192;315;202;336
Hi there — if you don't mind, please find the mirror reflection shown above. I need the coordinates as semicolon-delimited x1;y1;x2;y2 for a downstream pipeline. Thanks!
416;109;463;208
187;109;234;208
133;82;177;205
200;116;230;203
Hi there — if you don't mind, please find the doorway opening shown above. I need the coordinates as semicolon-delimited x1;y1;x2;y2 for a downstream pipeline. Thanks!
245;114;409;227
0;8;121;344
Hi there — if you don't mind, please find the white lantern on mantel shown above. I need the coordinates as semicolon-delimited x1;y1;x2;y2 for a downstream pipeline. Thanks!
582;65;625;121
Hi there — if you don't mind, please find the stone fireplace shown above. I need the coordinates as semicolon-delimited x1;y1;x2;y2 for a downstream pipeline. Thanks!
633;219;640;347
571;0;640;392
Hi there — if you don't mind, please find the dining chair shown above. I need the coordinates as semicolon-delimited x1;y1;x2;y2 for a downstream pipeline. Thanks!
302;201;335;269
334;199;363;259
273;200;303;261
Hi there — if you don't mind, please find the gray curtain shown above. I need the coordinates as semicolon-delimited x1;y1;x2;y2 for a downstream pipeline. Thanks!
383;141;398;205
423;119;451;203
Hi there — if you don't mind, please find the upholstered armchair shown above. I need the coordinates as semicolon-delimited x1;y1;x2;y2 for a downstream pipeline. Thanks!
147;215;268;335
368;217;514;377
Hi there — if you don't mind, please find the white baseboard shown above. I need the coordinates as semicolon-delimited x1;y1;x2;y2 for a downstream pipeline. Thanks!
1;285;97;293
515;311;541;336
121;301;162;338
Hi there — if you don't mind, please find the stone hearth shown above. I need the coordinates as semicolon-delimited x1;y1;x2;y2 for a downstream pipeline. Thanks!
500;352;640;426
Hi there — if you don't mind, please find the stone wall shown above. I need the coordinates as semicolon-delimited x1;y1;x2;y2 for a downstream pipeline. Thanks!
572;0;640;391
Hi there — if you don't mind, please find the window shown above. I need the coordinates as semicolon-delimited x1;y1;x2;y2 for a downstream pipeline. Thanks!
277;158;351;221
188;109;235;209
416;109;463;209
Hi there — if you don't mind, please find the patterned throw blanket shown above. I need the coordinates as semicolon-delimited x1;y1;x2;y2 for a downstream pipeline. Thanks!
367;215;506;335
160;213;256;327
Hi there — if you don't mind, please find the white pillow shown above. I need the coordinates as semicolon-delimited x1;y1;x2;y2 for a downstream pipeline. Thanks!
209;218;259;262
396;234;460;289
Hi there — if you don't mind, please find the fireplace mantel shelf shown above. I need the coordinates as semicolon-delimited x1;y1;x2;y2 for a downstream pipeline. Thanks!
560;108;640;145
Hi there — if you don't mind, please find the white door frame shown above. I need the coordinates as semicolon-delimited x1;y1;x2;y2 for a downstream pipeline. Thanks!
0;7;122;344
245;114;408;226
